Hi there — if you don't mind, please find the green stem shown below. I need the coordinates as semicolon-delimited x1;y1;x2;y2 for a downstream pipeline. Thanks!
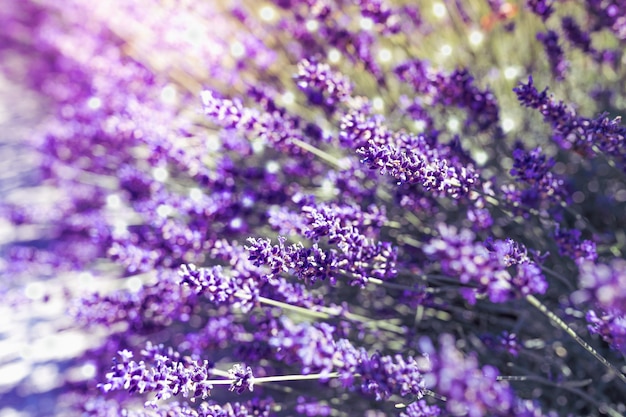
208;370;340;385
253;295;407;334
291;138;348;170
525;294;626;387
500;369;624;417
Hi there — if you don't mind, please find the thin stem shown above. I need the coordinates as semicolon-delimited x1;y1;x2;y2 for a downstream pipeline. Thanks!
207;371;340;386
525;294;626;387
291;138;348;170
367;277;443;294
502;367;624;417
255;295;329;319
254;372;339;383
540;265;575;291
255;295;407;334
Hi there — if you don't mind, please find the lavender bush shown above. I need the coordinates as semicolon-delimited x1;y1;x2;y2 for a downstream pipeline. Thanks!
1;0;626;416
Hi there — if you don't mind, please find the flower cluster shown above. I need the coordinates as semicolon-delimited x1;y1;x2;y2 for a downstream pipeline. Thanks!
423;225;547;304
3;1;626;416
579;259;626;315
269;318;426;401
100;347;214;406
510;144;566;203
514;76;626;167
296;58;353;108
419;334;514;417
536;30;568;81
393;60;500;132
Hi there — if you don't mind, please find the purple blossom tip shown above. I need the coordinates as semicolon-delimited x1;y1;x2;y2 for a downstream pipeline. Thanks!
228;364;255;394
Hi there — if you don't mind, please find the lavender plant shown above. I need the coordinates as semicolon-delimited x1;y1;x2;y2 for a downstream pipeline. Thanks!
1;1;626;416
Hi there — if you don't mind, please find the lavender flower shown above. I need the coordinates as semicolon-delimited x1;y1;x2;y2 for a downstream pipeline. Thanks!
553;226;597;265
586;309;626;353
510;144;566;204
579;259;626;315
295;58;353;107
100;348;214;405
394;61;500;131
343;110;480;199
399;400;441;417
3;0;626;416
536;30;568;81
527;0;554;21
419;334;514;417
228;364;255;394
269;318;426;400
424;225;547;303
295;396;333;417
514;76;626;167
561;17;594;54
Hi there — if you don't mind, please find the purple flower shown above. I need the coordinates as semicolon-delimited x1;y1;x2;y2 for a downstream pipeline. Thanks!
536;30;568;81
585;0;626;39
425;225;547;303
3;0;626;415
100;347;214;405
247;201;397;287
579;259;626;315
586;309;626;353
399;400;441;417
561;16;594;54
394;61;500;132
178;264;233;301
228;364;255;394
246;236;338;285
514;76;626;166
295;396;332;417
295;58;353;107
353;127;479;199
419;334;515;417
269;318;426;400
526;0;554;21
269;317;338;376
553;226;597;265
510;144;566;204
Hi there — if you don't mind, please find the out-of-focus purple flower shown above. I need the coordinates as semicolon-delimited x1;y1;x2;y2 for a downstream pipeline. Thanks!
295;58;353;108
419;334;514;417
527;0;554;21
510;144;566;204
201;91;258;131
579;259;626;314
269;318;426;400
269;318;337;376
482;331;521;356
585;0;626;39
399;400;441;417
514;77;626;168
355;0;395;32
394;60;500;132
536;30;568;81
561;16;594;54
586;309;626;353
76;397;274;417
295;396;332;417
467;207;494;231
425;225;547;303
71;270;197;331
553;226;597;265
